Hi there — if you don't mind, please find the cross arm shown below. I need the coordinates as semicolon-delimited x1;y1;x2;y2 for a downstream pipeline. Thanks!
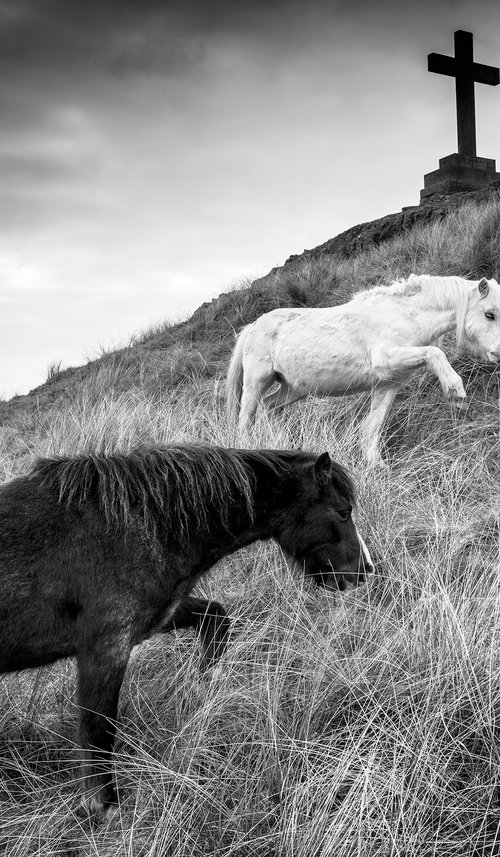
428;53;499;86
428;53;457;77
472;62;500;86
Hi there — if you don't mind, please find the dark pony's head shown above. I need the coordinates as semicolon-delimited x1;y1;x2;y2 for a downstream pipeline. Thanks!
271;451;374;591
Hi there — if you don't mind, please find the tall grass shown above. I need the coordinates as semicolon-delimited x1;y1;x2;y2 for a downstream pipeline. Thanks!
1;197;500;855
1;364;499;855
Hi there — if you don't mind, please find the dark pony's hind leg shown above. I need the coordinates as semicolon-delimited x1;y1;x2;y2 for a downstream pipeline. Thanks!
76;635;131;817
161;596;230;670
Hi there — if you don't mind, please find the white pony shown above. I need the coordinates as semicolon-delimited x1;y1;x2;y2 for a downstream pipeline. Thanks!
226;274;500;465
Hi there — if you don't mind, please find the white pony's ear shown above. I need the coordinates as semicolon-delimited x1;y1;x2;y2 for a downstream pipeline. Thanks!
478;277;489;297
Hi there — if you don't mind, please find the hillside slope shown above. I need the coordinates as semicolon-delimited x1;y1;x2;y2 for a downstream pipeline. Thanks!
2;184;500;427
1;194;500;855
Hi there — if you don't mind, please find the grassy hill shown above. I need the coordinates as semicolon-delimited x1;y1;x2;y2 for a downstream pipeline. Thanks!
1;196;500;856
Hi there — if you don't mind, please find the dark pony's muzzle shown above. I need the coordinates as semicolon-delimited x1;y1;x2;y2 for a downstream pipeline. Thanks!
307;560;369;592
306;535;374;591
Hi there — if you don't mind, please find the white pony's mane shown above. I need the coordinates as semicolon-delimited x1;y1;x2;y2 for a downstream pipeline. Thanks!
352;274;475;344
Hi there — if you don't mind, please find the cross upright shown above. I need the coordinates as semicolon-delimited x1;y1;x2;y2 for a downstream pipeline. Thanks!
428;30;499;157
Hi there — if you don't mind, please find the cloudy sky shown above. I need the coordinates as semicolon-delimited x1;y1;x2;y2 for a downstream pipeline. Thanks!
1;0;500;397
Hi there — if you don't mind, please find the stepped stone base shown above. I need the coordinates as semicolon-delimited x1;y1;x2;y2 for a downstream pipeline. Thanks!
420;153;500;201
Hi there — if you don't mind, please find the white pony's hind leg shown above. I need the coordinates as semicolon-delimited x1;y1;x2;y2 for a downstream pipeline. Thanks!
361;385;399;466
264;381;306;414
238;364;275;434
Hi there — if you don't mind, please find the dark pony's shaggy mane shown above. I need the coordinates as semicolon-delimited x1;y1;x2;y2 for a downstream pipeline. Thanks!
30;445;256;540
29;445;355;541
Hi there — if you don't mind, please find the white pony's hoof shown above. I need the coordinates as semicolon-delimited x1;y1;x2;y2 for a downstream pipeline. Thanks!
451;396;468;411
444;375;466;401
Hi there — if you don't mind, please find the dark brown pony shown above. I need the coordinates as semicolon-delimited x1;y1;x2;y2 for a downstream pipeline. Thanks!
0;444;373;816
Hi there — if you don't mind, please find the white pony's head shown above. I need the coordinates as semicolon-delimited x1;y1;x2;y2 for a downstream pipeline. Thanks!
462;277;500;363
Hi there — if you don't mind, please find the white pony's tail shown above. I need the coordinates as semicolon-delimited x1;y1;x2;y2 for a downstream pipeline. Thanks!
226;325;251;426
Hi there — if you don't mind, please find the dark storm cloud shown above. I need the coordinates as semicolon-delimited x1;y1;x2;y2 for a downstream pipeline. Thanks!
0;0;416;79
0;0;202;78
0;0;259;76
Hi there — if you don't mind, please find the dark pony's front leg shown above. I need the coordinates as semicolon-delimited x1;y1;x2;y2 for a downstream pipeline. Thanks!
161;596;230;670
76;635;131;817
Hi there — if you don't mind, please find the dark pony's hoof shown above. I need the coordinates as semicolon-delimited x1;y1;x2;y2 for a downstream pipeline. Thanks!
81;785;118;823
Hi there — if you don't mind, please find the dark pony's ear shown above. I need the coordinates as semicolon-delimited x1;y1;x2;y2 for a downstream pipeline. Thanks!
314;452;333;484
478;277;489;297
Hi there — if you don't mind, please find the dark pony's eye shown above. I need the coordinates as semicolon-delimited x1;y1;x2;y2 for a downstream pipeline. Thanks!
485;312;495;321
337;507;352;522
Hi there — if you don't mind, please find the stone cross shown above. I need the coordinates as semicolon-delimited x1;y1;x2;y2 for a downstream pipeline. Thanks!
428;30;499;158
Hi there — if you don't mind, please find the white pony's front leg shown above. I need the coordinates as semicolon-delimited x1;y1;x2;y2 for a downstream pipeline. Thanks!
375;345;466;402
361;385;399;466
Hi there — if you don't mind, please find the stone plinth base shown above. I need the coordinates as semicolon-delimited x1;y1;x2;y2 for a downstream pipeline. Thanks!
420;153;500;201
